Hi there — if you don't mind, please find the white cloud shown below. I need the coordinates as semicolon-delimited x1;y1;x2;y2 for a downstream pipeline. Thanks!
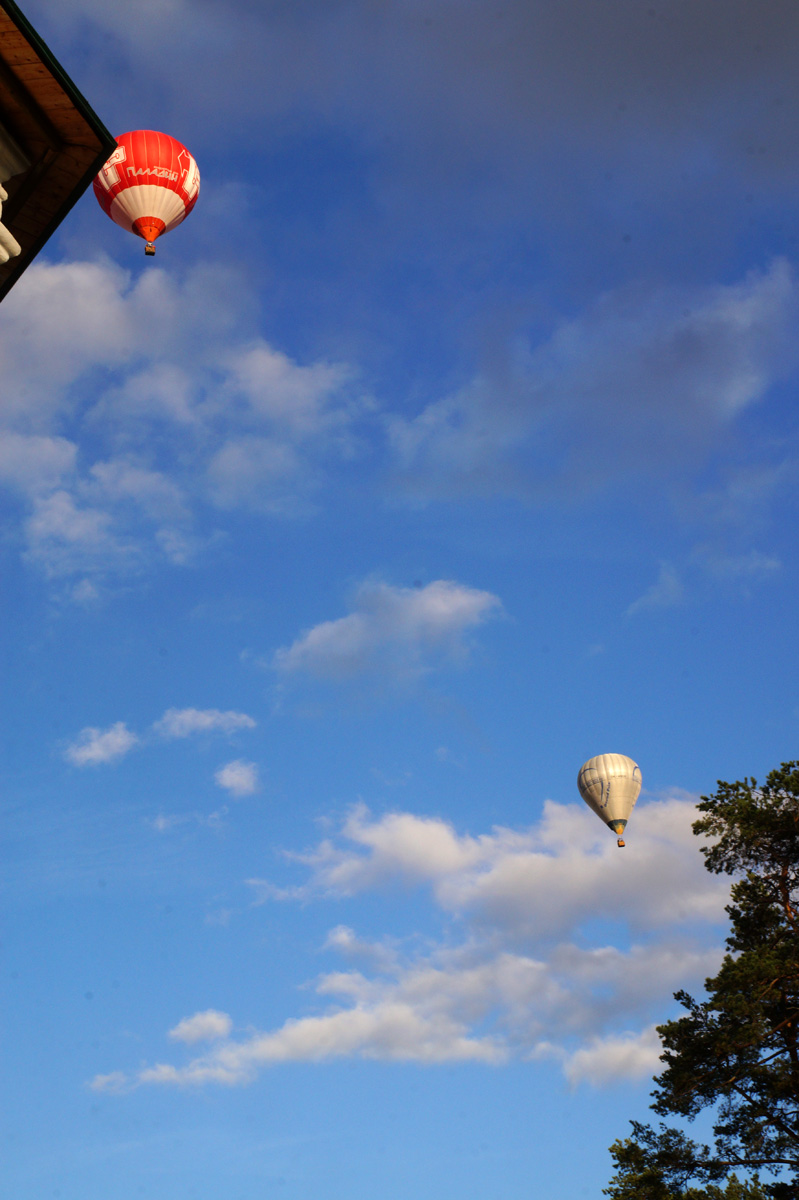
0;260;362;590
65;706;256;770
685;461;789;533
0;259;139;427
322;925;400;972
89;1071;128;1094
389;260;798;502
169;1010;233;1044
87;459;188;523
102;362;199;427
94;990;505;1091
287;804;483;894
221;342;353;438
626;563;683;616
64;722;138;766
274;579;501;680
692;545;781;579
215;760;259;796
0;433;76;496
149;813;189;834
153;708;256;738
207;436;307;514
563;1025;663;1087
148;807;230;833
24;490;138;580
71;579;100;605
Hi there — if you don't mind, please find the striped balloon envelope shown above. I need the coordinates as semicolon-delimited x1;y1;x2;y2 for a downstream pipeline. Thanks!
93;130;200;255
577;753;642;847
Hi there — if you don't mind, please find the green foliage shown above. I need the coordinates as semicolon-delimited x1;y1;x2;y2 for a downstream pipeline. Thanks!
605;1123;768;1199
605;762;799;1200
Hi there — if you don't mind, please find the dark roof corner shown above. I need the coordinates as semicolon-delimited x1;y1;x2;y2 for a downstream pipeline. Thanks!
0;0;115;302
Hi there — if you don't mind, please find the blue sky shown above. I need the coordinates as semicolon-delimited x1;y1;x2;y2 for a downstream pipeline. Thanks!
2;1;799;1196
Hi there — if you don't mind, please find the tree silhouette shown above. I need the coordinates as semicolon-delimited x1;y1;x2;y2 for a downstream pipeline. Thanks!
605;762;799;1200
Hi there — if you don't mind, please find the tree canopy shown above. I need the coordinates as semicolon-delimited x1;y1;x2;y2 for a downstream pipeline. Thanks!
604;761;799;1200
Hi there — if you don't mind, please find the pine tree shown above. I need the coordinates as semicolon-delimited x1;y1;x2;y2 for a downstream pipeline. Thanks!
604;761;799;1200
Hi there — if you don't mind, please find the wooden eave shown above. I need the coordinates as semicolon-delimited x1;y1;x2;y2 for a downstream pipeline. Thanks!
0;0;115;302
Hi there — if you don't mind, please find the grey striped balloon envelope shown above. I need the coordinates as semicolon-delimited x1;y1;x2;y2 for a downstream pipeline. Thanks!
577;753;642;846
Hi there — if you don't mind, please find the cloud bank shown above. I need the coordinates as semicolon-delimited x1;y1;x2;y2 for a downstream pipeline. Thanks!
0;259;364;594
389;260;798;502
45;0;799;199
92;794;729;1092
1;256;794;596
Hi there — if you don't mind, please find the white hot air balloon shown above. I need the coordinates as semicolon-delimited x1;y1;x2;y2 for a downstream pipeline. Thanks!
577;753;642;847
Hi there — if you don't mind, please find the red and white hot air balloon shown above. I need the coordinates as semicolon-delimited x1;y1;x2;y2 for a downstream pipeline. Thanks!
93;130;200;256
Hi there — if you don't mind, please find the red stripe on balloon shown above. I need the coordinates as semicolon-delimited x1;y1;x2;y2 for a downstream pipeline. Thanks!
92;130;200;243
